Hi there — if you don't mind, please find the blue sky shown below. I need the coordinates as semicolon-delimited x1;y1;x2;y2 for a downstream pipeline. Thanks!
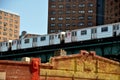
0;0;48;35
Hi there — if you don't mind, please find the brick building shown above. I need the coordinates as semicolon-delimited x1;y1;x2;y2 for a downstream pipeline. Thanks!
0;9;20;42
104;0;120;24
48;0;120;34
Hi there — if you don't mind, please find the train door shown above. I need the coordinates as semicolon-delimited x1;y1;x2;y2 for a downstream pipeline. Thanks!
8;40;12;51
49;35;54;45
113;24;120;36
91;28;97;39
71;31;77;42
59;32;65;44
0;43;2;51
65;31;72;43
12;40;17;50
17;40;21;49
32;37;38;47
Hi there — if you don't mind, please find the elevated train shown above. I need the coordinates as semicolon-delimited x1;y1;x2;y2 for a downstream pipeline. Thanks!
0;22;120;52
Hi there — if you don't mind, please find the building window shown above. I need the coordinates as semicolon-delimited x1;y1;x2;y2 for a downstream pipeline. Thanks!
101;27;108;32
0;21;2;24
4;17;8;21
58;17;63;20
88;22;93;26
72;11;76;14
4;22;7;26
78;16;84;20
51;0;56;2
72;23;76;27
15;25;18;28
50;23;55;27
51;11;56;15
58;11;63;14
79;4;85;7
88;16;93;20
14;35;18;38
66;11;71;14
14;20;18;24
58;0;63;2
10;19;13;22
66;17;70;20
66;23;70;27
14;30;18;33
66;0;71;2
66;4;71;8
78;22;84;26
81;30;87;35
0;26;2;29
88;3;93;7
72;4;76;8
88;10;93;13
50;17;55;20
50;30;55;33
4;12;8;16
58;23;63;27
78;10;85;14
3;27;7;31
3;32;7;35
51;4;56;8
72;17;76;20
59;5;64;8
0;16;2;19
58;30;62;32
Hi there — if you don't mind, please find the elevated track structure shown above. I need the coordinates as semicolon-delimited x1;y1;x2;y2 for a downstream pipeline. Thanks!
0;36;120;62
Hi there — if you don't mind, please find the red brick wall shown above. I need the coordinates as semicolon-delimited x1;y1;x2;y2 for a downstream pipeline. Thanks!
0;60;31;80
0;59;40;80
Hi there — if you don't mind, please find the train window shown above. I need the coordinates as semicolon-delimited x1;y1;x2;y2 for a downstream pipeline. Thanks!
24;39;29;43
41;36;46;41
101;27;108;32
33;38;37;42
81;30;87;35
